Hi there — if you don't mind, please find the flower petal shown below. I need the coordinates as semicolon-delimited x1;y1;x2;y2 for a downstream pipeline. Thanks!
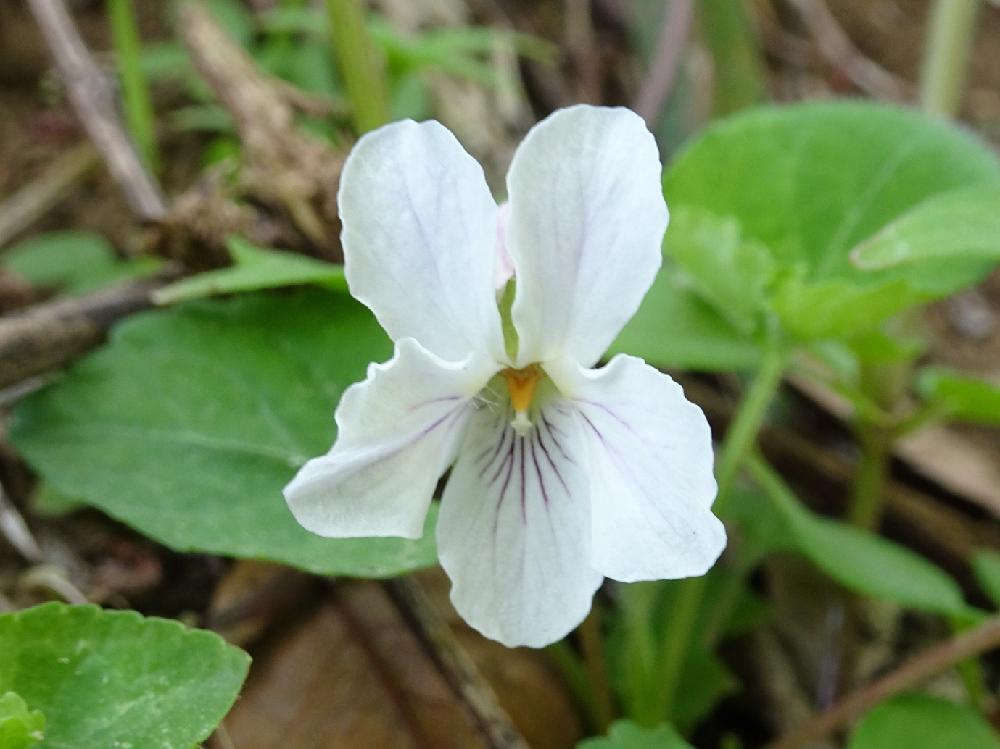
340;120;505;362
284;338;495;539
437;397;602;647
547;354;725;581
505;105;669;367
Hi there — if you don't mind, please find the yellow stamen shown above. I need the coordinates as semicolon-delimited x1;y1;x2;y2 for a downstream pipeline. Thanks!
502;364;543;433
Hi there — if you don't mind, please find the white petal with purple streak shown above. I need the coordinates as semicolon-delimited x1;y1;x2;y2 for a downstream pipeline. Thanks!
284;338;495;539
437;395;602;647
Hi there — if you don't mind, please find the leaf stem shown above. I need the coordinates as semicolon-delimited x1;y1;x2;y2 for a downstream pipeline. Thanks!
715;341;789;511
846;423;891;529
579;603;615;733
326;0;389;134
107;0;158;172
698;0;768;116
920;0;981;116
654;340;788;722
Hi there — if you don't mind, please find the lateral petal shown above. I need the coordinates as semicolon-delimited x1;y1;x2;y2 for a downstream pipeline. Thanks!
284;338;495;539
340;119;506;362
505;105;668;367
437;396;603;647
547;354;725;581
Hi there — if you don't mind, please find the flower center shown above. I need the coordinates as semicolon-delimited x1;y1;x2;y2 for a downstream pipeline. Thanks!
502;364;543;435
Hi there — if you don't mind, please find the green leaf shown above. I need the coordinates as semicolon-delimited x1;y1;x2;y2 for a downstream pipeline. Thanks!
577;720;695;749
972;549;1000;609
748;458;973;617
11;290;439;577
666;102;1000;279
665;102;1000;338
916;366;1000;426
771;276;927;340
153;236;346;304
663;206;774;333
609;573;752;733
2;232;161;295
0;692;45;749
852;186;1000;276
611;258;762;372
0;603;249;749
848;693;1000;749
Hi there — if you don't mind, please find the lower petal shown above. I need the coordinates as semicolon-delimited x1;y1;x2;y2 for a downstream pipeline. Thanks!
437;398;602;647
284;338;494;539
548;355;725;582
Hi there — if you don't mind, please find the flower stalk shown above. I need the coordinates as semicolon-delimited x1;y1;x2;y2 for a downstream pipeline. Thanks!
920;0;982;116
326;0;389;134
654;339;788;722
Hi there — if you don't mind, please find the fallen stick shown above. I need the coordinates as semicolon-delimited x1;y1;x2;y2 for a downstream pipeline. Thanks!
26;0;166;221
387;577;532;749
0;142;99;248
786;0;909;101
0;271;177;389
765;615;1000;749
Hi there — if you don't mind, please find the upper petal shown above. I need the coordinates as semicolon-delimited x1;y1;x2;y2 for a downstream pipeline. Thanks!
339;120;506;362
437;395;603;647
284;338;495;539
505;106;669;367
547;355;725;581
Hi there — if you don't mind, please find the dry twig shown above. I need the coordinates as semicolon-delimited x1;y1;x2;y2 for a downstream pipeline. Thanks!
0;142;100;248
766;616;1000;749
177;0;346;250
388;577;532;749
633;0;694;125
26;0;166;220
0;270;178;389
0;482;44;563
785;0;909;101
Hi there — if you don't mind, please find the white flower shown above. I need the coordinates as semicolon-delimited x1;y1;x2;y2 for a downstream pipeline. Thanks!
284;105;726;648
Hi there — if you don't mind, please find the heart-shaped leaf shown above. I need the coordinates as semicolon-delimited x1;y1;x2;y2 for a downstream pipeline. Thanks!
11;290;439;577
0;603;249;749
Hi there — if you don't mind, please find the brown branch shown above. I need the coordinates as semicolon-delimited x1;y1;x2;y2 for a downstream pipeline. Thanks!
785;0;909;101
0;481;43;563
0;270;178;388
26;0;167;221
766;616;1000;749
177;0;345;250
387;577;532;749
0;142;100;247
633;0;694;126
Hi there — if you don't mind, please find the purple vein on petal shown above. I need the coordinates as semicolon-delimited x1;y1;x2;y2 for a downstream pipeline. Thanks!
535;416;571;496
578;410;688;541
478;421;512;478
409;395;463;413
530;432;561;550
518;436;527;524
541;411;575;465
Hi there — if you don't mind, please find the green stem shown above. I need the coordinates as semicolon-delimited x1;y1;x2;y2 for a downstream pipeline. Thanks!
653;574;703;722
545;641;595;727
619;582;659;725
107;0;158;172
579;604;615;733
698;0;768;116
949;616;988;710
326;0;389;134
846;423;891;529
653;342;788;722
919;0;981;116
715;342;789;511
